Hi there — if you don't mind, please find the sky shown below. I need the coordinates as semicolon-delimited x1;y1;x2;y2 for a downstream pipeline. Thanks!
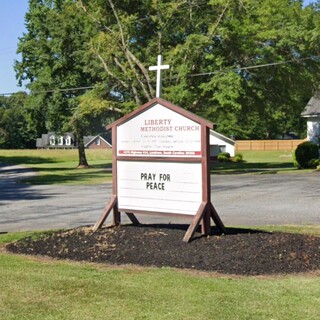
0;0;316;95
0;0;29;95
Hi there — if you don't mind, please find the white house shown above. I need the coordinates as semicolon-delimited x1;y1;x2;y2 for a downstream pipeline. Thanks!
301;94;320;144
209;130;235;158
36;132;112;149
36;132;76;149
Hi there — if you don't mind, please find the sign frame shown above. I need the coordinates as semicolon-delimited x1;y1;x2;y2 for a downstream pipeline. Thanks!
93;98;225;242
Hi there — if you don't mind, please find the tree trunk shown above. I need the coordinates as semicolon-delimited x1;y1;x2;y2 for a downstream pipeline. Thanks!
76;127;89;168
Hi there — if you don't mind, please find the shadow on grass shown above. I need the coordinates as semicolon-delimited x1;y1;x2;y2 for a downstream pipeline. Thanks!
0;156;58;165
0;158;112;185
211;161;295;174
84;163;112;169
24;167;112;185
29;163;112;172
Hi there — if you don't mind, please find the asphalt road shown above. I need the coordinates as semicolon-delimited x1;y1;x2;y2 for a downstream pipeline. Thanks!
1;164;320;232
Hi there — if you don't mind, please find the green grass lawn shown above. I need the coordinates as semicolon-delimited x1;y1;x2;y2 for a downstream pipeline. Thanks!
211;150;301;174
0;149;302;185
0;149;113;184
1;227;320;320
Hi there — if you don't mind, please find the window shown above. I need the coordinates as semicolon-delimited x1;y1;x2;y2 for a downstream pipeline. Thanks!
95;138;101;146
49;135;55;145
65;136;71;146
58;136;64;145
219;145;226;153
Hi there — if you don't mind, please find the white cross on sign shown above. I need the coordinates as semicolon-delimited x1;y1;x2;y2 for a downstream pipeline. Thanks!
149;55;170;98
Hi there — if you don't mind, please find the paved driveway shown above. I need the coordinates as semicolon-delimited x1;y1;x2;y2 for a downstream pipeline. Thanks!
211;172;320;226
1;164;319;232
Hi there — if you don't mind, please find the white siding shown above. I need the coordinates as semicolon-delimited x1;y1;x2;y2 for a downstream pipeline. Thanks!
209;131;235;157
307;117;320;143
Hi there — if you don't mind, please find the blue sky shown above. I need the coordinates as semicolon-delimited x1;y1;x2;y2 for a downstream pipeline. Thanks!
0;0;316;95
0;0;28;94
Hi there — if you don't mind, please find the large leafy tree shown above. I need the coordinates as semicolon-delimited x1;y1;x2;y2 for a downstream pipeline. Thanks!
16;0;320;155
15;0;103;166
79;0;320;138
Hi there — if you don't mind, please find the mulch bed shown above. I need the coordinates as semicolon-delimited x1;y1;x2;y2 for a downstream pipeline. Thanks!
6;224;320;276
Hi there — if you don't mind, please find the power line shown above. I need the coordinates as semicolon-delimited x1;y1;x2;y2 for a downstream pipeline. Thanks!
0;56;318;96
0;86;94;97
187;56;319;78
29;86;95;94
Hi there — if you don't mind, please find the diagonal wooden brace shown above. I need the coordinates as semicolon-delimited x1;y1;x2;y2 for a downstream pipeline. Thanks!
93;195;118;231
183;202;208;242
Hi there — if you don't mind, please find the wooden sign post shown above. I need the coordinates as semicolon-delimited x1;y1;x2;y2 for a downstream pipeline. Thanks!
93;98;225;242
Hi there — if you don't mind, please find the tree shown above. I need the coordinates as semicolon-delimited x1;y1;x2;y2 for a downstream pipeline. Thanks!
79;0;320;138
15;0;101;166
16;0;320;152
0;92;34;148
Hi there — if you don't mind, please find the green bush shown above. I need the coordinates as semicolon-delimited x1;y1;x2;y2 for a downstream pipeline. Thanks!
233;153;243;163
293;141;319;169
307;158;320;169
218;152;231;162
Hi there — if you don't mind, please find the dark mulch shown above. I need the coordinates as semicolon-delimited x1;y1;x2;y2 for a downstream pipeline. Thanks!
6;224;320;276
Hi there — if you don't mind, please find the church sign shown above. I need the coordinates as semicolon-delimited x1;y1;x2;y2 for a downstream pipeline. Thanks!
94;98;225;242
117;103;202;158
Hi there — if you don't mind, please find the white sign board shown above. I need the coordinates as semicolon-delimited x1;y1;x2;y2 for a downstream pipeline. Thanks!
117;161;202;215
117;104;201;157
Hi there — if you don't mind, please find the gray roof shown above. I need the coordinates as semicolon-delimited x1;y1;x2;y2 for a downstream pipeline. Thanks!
301;95;320;117
83;136;95;145
84;133;112;147
210;129;235;146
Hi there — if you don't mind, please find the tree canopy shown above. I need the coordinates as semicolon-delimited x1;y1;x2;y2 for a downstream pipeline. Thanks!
0;92;33;148
12;0;320;154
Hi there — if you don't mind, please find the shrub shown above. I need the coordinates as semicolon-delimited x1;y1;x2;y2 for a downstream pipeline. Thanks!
307;158;320;169
293;141;319;169
218;152;231;162
233;153;243;163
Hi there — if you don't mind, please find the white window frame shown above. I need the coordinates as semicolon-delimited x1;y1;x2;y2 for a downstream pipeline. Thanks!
65;136;71;146
49;135;56;145
58;136;64;145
